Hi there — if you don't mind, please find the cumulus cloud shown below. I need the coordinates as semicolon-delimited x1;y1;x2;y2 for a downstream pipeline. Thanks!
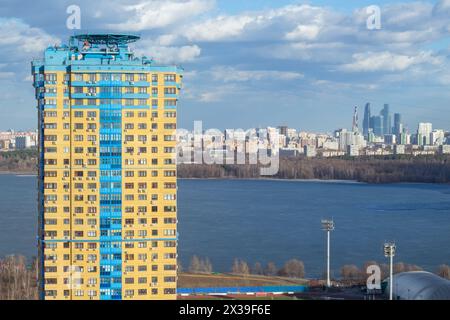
0;18;58;56
210;66;303;82
136;44;201;64
338;51;443;72
107;0;214;31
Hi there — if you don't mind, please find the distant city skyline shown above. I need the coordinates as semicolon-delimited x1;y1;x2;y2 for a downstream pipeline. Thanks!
2;1;450;131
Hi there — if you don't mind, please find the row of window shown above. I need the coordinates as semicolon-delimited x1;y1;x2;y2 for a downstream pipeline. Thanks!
44;288;176;297
44;241;176;250
44;194;176;202
41;98;177;107
43;110;176;118
45;170;176;178
44;217;176;225
72;86;177;94
44;205;176;214
39;73;177;83
44;229;176;238
44;251;176;262
44;134;175;142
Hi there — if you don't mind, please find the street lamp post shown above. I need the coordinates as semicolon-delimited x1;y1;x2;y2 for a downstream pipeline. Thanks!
321;219;335;288
384;242;396;300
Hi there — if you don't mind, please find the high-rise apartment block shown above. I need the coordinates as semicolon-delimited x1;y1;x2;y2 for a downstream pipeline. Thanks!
31;34;182;300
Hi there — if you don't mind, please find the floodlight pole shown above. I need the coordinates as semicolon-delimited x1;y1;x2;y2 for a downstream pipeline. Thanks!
322;219;334;288
384;242;396;301
327;229;331;287
389;253;393;301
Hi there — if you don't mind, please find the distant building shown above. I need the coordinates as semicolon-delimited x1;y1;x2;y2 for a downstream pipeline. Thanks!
278;125;288;137
381;104;392;135
347;145;359;156
304;145;317;157
439;145;450;154
363;103;371;138
417;122;433;145
431;129;445;145
280;148;298;157
384;134;396;145
394;144;405;155
15;136;32;149
371;116;384;137
393;113;402;135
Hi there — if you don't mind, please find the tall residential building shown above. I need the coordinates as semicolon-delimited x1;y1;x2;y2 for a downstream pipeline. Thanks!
381;104;391;135
363;103;371;137
31;34;182;300
417;122;433;145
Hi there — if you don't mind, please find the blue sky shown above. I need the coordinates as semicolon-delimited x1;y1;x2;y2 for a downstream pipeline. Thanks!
1;0;450;132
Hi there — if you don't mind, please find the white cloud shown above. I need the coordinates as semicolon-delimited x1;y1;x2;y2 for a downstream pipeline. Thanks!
182;4;330;42
210;66;303;82
338;51;443;72
136;44;201;64
285;24;322;41
184;15;257;42
107;0;214;31
0;18;58;55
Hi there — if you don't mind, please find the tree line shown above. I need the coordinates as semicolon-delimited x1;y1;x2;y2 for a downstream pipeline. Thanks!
3;150;450;183
186;256;306;278
184;255;450;283
178;155;450;183
0;255;449;299
0;149;37;173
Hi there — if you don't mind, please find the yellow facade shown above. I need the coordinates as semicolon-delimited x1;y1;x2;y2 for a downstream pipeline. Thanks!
33;35;182;300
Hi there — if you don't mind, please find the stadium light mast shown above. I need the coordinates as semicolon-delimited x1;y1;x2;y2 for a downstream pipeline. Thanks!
321;219;335;287
384;242;396;300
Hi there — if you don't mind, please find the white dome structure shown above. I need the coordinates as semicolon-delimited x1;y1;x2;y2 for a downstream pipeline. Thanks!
386;271;450;300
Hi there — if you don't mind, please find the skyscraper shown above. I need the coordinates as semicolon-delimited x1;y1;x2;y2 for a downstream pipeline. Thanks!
381;104;392;135
393;113;402;135
417;122;433;146
363;103;371;137
371;116;384;137
31;34;182;300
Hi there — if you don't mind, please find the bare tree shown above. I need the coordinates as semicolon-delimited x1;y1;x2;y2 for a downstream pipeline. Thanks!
393;262;406;274
188;255;201;273
251;262;263;275
231;259;249;275
264;262;278;276
341;265;361;282
0;255;38;300
201;258;213;273
278;259;305;278
437;264;450;279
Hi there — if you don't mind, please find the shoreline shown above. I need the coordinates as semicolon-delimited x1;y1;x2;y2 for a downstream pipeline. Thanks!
1;171;449;185
0;171;36;176
178;177;363;184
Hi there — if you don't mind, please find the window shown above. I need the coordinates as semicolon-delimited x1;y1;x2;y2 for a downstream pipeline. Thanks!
164;74;176;82
164;99;177;107
45;73;57;82
164;88;176;95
